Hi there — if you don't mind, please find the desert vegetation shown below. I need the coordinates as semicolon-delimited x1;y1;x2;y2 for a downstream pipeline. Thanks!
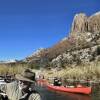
0;60;100;81
0;64;27;75
43;62;100;80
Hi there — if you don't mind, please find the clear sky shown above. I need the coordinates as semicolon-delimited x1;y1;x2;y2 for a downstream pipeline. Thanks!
0;0;100;60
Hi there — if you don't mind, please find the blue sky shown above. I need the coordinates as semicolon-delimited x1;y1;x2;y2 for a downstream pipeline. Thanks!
0;0;100;60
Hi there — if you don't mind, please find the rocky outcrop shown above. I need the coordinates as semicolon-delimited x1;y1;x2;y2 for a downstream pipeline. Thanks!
71;12;100;36
88;12;100;34
71;13;88;35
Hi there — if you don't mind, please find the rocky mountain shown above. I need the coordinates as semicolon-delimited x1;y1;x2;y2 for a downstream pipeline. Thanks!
25;11;100;69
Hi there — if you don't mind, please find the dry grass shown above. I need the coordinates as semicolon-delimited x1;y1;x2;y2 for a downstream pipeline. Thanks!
44;62;100;80
0;64;26;75
0;62;100;81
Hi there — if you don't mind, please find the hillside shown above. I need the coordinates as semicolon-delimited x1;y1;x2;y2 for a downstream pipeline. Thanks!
25;11;100;69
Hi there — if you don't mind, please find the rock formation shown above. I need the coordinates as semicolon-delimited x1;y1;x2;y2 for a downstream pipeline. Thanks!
71;13;88;35
88;12;100;34
71;12;100;36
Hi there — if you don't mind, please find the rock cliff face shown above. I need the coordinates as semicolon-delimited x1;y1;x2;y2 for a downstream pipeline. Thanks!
71;13;88;34
71;12;100;36
88;12;100;34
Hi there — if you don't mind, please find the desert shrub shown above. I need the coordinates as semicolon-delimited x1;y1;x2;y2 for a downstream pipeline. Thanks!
96;46;100;55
